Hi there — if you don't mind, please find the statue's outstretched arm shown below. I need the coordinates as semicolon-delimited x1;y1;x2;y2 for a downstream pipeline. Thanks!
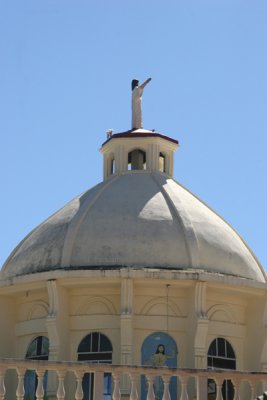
139;77;152;90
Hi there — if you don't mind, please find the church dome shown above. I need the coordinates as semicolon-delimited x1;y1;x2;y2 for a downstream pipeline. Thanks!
2;170;265;282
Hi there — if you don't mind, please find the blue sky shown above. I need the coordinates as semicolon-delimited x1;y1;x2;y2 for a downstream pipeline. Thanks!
0;0;266;270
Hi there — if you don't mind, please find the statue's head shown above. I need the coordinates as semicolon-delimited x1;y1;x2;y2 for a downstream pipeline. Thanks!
156;344;165;354
132;79;139;90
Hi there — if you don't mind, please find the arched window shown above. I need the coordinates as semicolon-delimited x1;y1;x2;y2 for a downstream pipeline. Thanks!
141;332;177;400
77;332;113;400
159;152;166;173
24;336;49;399
128;149;146;170
207;338;236;400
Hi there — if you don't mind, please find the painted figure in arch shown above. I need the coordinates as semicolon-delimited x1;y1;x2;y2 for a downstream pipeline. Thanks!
149;343;175;367
141;333;177;400
131;77;151;130
148;344;176;400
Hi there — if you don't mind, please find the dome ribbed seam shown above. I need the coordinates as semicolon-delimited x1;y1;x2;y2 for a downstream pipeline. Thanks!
60;175;120;267
151;172;200;269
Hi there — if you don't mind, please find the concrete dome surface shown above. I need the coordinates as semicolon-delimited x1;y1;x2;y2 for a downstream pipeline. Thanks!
1;171;265;282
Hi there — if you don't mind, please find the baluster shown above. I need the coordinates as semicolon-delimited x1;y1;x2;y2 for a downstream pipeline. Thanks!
162;375;171;400
146;375;155;400
16;368;25;400
0;368;6;400
129;373;138;400
214;378;223;400
232;378;240;400
112;372;121;400
36;369;45;400
249;380;257;400
57;371;66;400
74;371;84;400
179;376;188;400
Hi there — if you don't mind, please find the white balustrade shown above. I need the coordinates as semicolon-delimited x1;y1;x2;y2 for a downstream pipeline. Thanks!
232;378;240;400
57;370;66;400
74;370;84;400
16;368;25;400
36;369;45;400
214;378;223;400
0;358;266;399
146;374;155;400
162;374;171;400
249;380;257;400
129;372;139;400
112;371;121;400
179;376;189;400
0;368;6;400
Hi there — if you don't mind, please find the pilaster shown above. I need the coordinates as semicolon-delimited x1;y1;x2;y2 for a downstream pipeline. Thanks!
194;282;208;369
115;144;127;173
147;143;159;171
46;280;69;399
120;278;134;396
168;151;174;177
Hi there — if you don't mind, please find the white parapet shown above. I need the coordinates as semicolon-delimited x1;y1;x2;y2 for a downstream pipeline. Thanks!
0;358;266;400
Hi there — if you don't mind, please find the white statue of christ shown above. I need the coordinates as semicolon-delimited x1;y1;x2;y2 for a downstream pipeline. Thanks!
131;78;151;130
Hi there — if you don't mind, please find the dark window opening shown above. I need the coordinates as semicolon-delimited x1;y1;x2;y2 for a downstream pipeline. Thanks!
207;338;236;400
128;149;146;170
25;336;49;400
159;152;166;173
110;159;115;175
26;336;49;360
78;332;113;400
